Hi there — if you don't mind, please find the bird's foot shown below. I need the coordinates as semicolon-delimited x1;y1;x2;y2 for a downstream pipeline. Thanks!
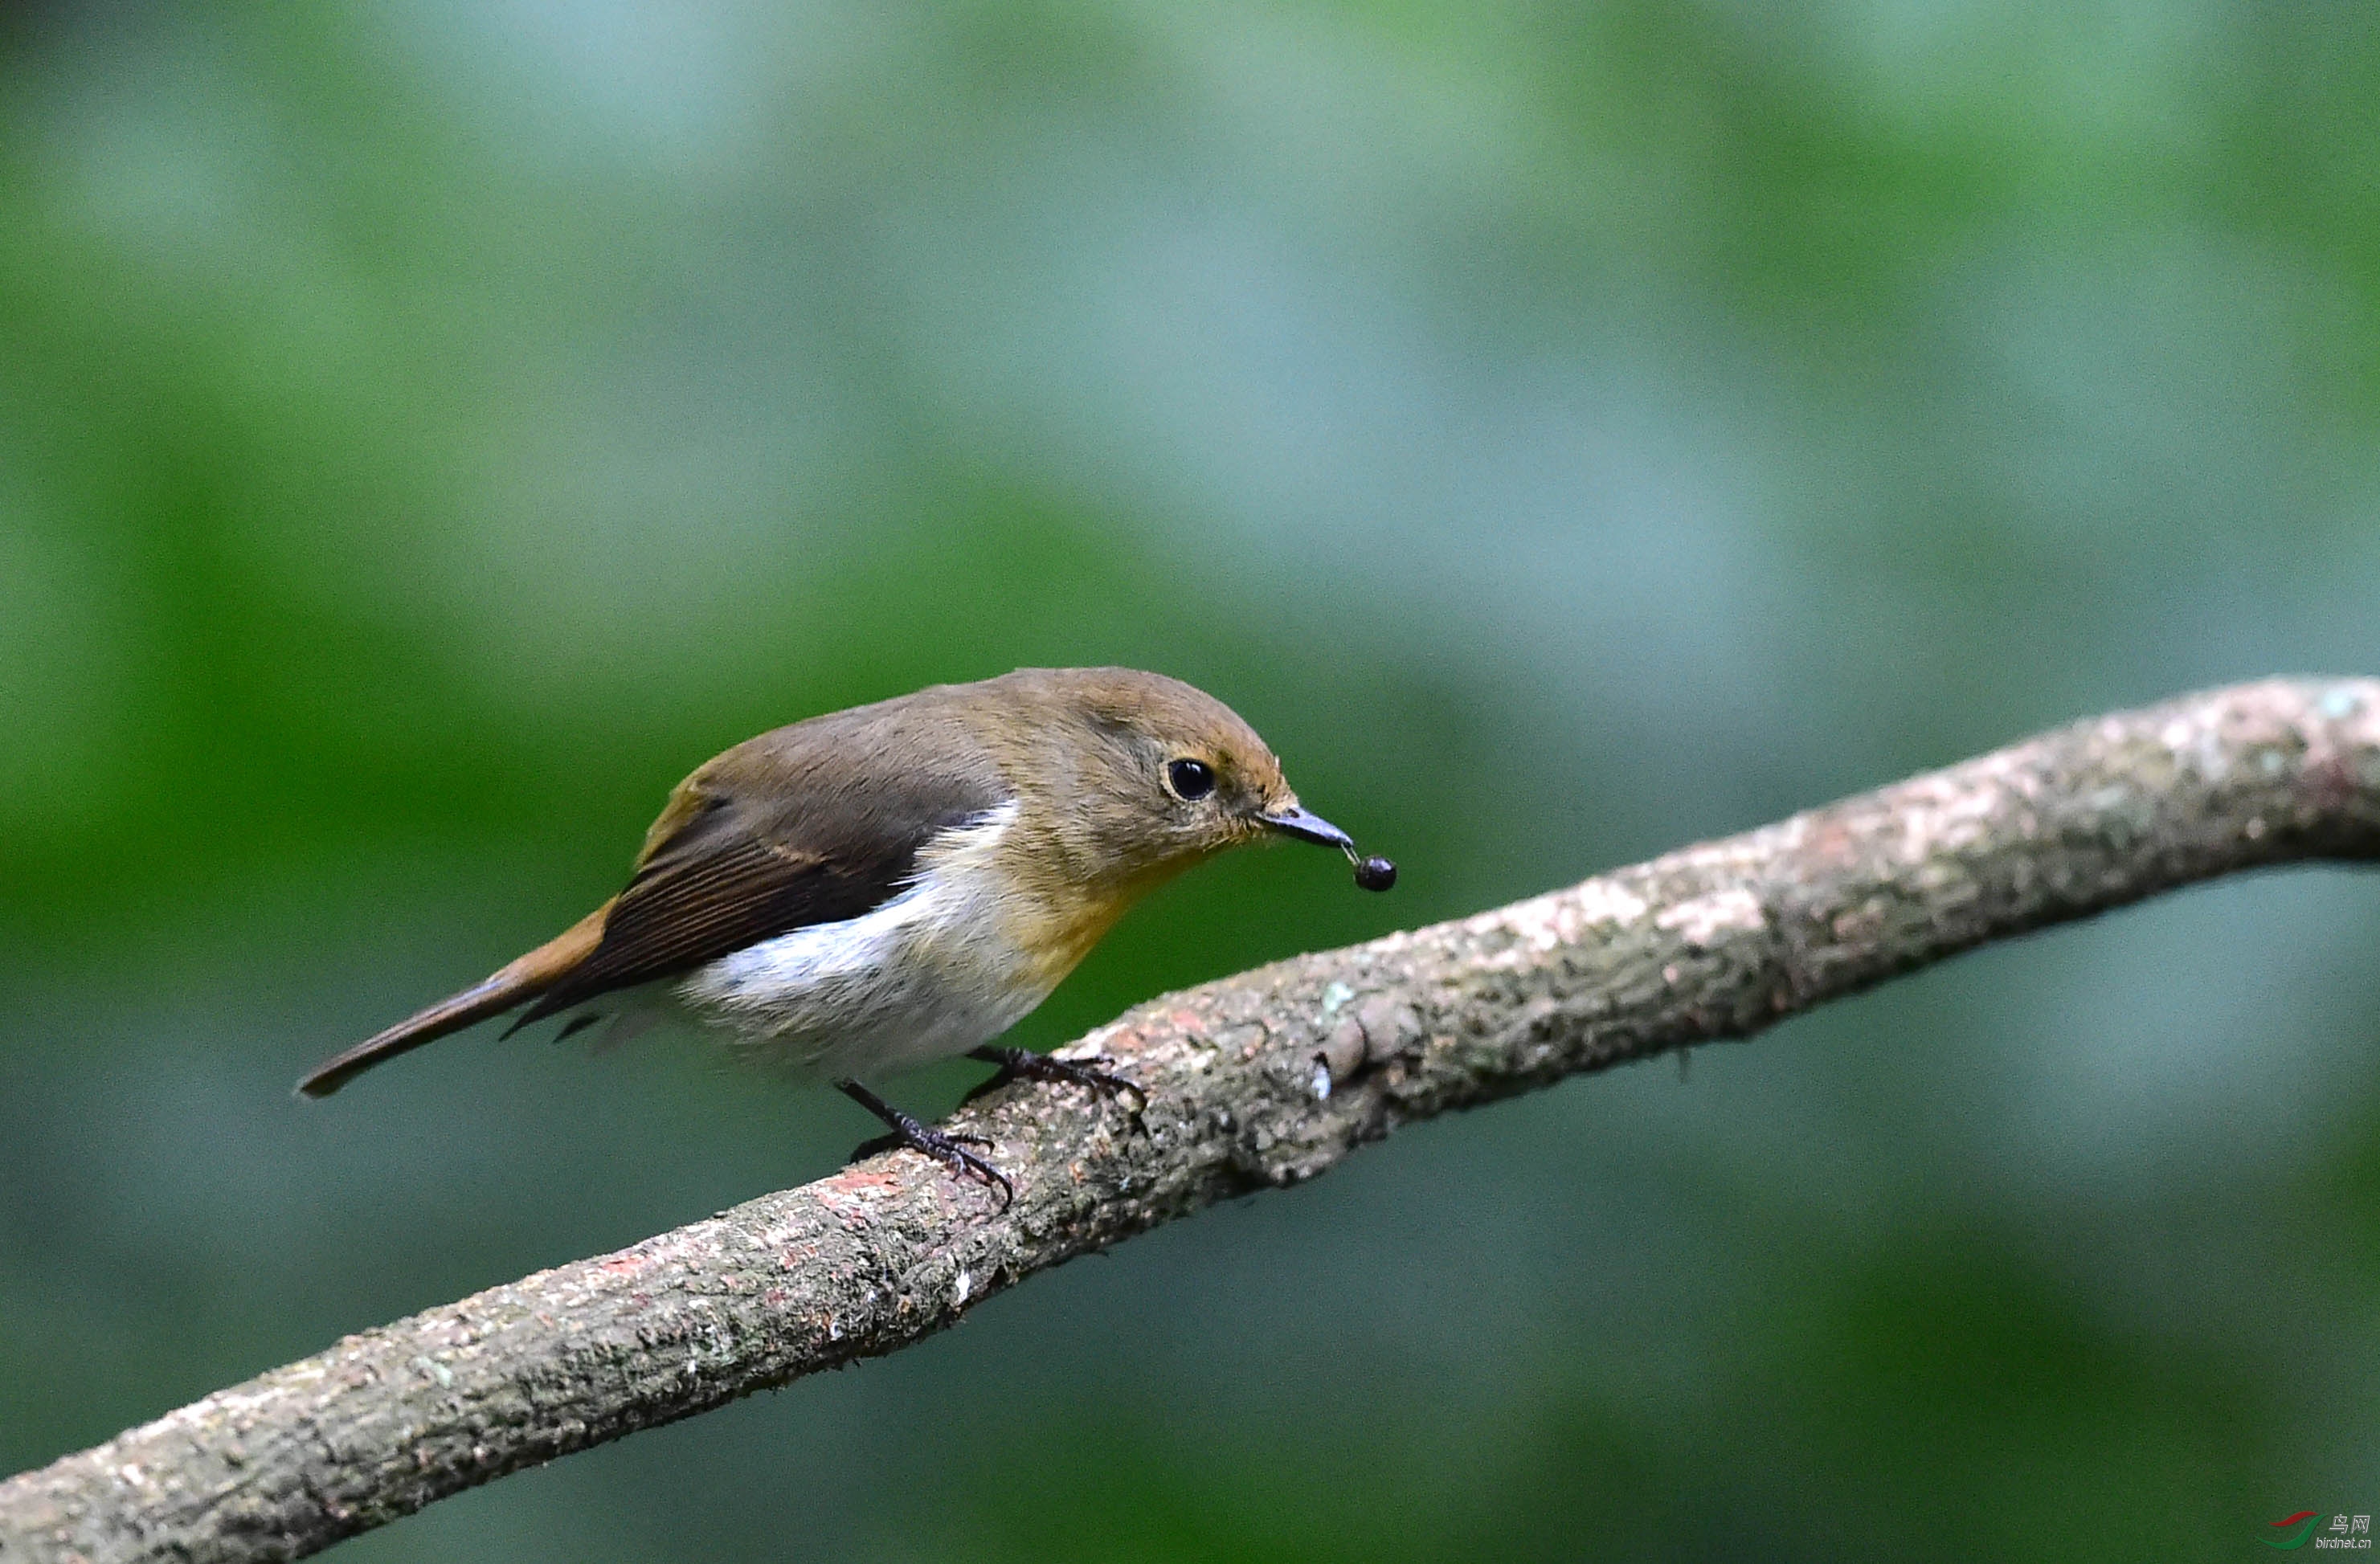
963;1045;1147;1119
840;1081;1013;1209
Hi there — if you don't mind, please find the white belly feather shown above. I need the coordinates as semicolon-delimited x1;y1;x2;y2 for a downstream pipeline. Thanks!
672;802;1053;1083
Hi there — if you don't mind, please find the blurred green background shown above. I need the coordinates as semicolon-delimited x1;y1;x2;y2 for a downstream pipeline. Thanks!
5;1;2379;1558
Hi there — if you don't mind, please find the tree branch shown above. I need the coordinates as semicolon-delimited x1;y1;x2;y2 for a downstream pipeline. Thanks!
7;676;2380;1564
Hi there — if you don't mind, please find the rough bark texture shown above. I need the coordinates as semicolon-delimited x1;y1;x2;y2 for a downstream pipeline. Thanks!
7;676;2380;1564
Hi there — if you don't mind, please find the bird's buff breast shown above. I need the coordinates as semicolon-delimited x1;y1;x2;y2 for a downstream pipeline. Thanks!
672;802;1118;1083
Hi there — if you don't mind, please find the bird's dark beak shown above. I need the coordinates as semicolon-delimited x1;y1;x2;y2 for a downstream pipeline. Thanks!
1259;805;1397;891
1259;806;1355;852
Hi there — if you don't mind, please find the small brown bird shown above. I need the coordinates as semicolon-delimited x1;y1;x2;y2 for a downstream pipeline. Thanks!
298;668;1393;1199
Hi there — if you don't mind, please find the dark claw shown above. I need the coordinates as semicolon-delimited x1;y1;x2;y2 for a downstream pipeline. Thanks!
964;1045;1147;1120
838;1080;1013;1209
849;1126;1012;1208
850;1126;992;1158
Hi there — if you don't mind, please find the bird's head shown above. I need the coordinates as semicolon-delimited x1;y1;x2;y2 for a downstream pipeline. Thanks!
984;668;1395;897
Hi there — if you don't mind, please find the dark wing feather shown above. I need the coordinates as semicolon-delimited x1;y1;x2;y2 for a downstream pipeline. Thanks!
298;691;1012;1095
512;762;1002;1027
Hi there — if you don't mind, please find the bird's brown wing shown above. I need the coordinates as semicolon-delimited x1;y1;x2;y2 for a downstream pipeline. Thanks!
300;721;1007;1096
507;781;988;1026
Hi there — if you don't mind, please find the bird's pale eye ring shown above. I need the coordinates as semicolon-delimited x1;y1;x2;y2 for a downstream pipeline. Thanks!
1165;757;1216;801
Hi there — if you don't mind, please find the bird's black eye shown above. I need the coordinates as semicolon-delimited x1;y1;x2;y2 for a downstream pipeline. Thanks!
1166;758;1216;801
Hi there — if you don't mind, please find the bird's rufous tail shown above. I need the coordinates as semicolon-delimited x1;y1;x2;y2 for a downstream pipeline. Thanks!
295;903;612;1097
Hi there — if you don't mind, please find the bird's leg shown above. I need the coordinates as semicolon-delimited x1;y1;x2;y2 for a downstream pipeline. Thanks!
839;1080;1012;1208
963;1045;1147;1117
